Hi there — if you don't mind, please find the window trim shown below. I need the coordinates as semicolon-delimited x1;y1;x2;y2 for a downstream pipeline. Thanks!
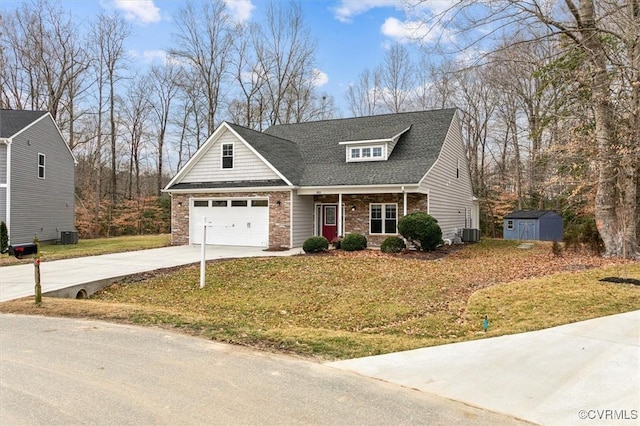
348;144;385;162
506;219;514;231
369;203;398;235
38;153;45;179
221;143;234;169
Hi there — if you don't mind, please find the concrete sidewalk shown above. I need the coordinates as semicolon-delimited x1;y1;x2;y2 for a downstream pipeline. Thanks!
329;310;640;426
0;245;301;302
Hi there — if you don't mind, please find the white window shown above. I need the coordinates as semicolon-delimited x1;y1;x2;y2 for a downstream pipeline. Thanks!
38;153;45;179
347;145;384;162
507;219;514;230
222;143;233;169
370;203;397;234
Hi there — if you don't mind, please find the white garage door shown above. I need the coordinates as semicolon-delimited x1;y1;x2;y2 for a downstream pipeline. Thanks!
191;198;269;247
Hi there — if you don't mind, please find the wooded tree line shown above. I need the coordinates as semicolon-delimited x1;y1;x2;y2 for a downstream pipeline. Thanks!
1;0;637;258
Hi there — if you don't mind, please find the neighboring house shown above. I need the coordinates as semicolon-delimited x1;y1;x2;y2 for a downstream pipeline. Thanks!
503;210;564;241
164;108;479;249
0;109;76;245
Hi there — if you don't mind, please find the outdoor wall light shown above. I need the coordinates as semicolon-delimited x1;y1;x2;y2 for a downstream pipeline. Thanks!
351;205;356;211
177;201;183;207
276;200;281;206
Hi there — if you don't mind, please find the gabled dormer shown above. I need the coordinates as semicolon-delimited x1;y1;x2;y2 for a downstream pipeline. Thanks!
338;125;411;162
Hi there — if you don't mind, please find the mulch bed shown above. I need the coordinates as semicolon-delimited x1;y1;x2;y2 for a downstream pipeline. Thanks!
599;277;640;286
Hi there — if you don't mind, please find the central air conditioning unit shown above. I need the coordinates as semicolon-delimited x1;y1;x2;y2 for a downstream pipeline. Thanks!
462;228;480;242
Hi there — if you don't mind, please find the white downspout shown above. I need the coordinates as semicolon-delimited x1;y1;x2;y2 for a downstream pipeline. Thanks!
4;139;10;245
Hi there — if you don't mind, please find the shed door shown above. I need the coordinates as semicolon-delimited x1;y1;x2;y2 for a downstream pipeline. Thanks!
191;199;269;247
518;220;535;240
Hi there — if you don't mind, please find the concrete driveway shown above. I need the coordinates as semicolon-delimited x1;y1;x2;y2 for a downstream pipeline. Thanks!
0;245;301;302
330;310;640;426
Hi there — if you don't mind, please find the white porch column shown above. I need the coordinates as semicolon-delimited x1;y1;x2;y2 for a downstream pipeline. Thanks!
338;193;343;236
402;187;407;216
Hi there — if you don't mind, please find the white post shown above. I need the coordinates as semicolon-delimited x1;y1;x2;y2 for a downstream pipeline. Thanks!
338;193;343;237
200;217;207;289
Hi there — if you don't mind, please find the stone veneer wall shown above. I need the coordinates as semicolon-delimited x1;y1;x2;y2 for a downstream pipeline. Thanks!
314;193;428;246
170;191;291;248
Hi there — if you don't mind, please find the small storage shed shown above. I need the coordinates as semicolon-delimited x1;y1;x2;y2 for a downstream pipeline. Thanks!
503;210;564;241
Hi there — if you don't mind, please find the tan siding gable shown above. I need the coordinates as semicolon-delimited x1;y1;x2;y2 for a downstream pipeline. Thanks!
182;128;279;183
419;114;475;239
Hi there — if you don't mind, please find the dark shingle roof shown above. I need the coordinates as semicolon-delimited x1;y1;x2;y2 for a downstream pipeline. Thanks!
226;123;305;185
504;210;560;219
0;109;49;138
263;108;456;186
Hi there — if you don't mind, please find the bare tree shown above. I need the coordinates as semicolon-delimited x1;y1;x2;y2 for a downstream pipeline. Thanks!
345;68;382;117
253;1;318;127
377;44;416;113
0;0;89;120
122;77;152;200
148;61;181;195
419;0;639;257
170;0;235;135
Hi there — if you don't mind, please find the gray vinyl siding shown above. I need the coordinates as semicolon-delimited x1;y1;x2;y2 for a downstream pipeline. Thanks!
9;116;75;244
0;143;7;184
182;129;280;183
0;187;5;223
419;113;475;240
291;190;314;247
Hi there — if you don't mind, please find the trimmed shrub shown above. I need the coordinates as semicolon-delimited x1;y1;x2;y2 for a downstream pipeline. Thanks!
341;233;367;251
381;236;406;253
398;212;443;251
0;221;7;254
303;236;329;253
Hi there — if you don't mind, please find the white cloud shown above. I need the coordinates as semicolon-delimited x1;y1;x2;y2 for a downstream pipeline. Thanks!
129;49;168;64
112;0;161;24
312;69;329;87
381;17;435;44
223;0;255;23
332;0;406;23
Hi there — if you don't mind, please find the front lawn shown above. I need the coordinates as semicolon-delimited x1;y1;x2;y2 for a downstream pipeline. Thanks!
1;240;638;360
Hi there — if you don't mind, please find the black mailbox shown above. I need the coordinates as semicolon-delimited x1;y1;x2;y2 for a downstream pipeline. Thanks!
8;243;38;259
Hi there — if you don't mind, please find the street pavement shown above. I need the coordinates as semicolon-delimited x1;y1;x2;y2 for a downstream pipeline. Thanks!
0;314;525;425
1;245;638;425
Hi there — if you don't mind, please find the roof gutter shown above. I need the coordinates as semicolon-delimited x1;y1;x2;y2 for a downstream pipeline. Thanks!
163;185;296;194
297;183;421;196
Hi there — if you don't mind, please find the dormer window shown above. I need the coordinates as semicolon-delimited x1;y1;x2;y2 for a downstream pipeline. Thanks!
348;145;384;162
340;125;410;163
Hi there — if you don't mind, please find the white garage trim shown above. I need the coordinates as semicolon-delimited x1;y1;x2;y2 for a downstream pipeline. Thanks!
189;197;269;247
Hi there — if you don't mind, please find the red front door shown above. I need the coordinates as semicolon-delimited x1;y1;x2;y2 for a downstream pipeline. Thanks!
322;205;338;242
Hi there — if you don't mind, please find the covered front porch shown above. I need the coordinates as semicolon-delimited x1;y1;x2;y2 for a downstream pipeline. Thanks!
310;191;428;246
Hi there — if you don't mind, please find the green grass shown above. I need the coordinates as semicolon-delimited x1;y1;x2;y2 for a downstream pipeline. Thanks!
0;234;171;266
3;239;636;360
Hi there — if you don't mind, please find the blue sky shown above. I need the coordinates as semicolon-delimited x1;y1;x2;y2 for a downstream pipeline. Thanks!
2;0;454;110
